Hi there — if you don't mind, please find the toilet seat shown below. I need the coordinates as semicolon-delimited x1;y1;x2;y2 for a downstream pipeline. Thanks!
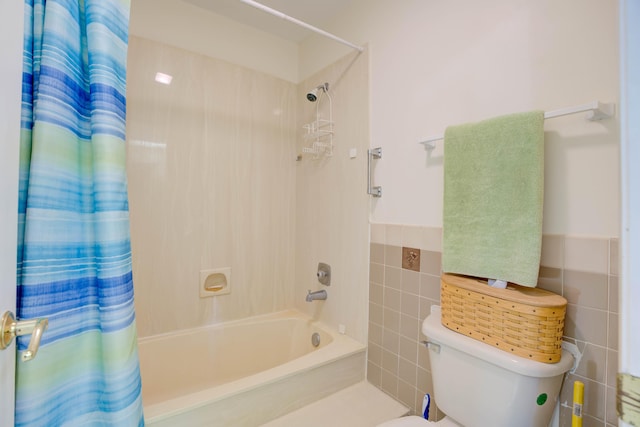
376;415;461;427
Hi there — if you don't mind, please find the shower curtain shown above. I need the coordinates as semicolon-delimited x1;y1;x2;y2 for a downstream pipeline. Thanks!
16;0;144;425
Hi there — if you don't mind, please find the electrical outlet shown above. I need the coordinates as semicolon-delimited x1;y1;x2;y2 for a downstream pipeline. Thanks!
402;247;420;272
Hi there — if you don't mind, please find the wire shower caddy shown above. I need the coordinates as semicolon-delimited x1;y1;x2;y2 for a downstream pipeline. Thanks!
302;84;334;159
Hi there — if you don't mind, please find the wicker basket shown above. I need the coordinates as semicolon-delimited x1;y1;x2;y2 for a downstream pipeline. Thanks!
440;273;567;363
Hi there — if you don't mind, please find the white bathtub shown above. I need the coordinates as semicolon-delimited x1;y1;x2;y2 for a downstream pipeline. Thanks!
138;310;366;426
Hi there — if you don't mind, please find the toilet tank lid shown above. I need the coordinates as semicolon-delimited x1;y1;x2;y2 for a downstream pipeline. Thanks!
422;306;574;378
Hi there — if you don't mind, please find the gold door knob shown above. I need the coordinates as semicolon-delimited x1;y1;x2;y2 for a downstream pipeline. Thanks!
1;311;49;361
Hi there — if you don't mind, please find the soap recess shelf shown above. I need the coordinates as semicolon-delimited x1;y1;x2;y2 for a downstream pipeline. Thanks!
200;268;231;297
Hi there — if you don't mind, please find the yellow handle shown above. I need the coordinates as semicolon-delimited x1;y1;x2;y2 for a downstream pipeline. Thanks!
572;380;584;427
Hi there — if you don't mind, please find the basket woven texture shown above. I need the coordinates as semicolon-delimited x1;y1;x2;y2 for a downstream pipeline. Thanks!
440;273;567;363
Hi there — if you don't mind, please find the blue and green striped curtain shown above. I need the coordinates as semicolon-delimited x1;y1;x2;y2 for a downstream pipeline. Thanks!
16;0;144;425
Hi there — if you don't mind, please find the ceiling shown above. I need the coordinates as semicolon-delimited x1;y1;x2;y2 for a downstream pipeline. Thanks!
182;0;350;42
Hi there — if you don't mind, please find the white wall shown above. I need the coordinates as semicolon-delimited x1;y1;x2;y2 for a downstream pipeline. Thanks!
619;0;640;408
300;0;620;237
130;0;299;83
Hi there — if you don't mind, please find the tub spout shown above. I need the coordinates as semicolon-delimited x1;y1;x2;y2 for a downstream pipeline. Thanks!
306;289;327;302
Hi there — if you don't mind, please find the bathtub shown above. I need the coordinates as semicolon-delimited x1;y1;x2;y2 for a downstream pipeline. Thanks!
138;310;366;426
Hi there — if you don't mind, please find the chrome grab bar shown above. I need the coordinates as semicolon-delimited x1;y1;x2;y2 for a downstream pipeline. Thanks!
367;147;382;197
1;311;49;362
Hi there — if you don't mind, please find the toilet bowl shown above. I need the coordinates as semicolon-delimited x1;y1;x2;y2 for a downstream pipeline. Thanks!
376;305;574;427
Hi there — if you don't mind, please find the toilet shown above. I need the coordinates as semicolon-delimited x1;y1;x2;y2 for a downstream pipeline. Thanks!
377;305;575;427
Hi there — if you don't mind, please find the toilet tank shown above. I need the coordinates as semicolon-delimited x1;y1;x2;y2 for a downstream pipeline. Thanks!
423;306;574;427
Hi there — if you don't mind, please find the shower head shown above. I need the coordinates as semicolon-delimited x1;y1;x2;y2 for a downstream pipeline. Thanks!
306;83;329;102
306;88;319;102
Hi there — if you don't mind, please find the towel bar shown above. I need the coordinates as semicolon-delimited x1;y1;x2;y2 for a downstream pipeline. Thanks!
419;101;615;149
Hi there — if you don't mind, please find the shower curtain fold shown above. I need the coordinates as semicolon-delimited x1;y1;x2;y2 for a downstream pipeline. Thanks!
16;0;144;425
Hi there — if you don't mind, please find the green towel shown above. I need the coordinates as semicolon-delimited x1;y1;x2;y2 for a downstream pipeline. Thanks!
442;111;544;287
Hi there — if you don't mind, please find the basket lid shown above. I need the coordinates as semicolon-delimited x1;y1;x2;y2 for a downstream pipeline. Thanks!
441;273;567;308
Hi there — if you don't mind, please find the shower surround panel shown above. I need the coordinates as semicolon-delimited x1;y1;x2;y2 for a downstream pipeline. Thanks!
126;36;298;337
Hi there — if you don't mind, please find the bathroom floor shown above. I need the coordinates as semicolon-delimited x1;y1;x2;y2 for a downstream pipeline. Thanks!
261;381;409;427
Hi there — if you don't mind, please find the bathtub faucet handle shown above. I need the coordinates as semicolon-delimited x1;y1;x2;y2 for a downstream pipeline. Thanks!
316;263;331;286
